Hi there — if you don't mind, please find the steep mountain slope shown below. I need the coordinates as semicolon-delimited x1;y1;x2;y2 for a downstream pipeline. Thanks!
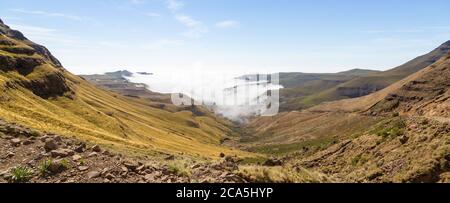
284;41;450;110
0;19;254;159
240;69;379;111
244;52;450;182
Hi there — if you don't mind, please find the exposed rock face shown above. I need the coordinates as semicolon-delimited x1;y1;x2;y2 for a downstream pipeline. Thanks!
0;20;72;99
336;84;384;98
0;21;62;67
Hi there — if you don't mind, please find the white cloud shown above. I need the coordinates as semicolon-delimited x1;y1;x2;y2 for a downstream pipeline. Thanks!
215;20;240;29
142;39;183;49
7;24;87;49
176;15;201;28
167;0;184;12
145;12;161;17
10;9;83;21
8;24;57;37
175;15;208;38
130;0;146;4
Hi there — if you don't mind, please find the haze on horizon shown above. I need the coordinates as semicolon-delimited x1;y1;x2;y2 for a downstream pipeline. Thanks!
1;0;449;74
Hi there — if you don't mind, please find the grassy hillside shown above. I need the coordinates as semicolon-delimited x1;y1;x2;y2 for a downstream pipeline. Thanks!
0;20;256;159
241;69;379;111
244;52;450;182
282;41;450;111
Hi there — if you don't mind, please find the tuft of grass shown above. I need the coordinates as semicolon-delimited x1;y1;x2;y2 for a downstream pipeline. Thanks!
237;165;329;183
350;154;368;166
60;159;71;169
39;159;53;176
167;161;192;177
79;158;86;166
10;166;33;183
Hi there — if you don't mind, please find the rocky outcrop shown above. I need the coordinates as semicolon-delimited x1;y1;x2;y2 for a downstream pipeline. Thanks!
0;21;72;99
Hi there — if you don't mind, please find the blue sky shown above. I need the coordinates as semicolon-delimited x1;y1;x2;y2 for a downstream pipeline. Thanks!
1;0;449;74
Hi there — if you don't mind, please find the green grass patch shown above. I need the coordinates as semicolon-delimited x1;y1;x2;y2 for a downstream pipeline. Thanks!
370;117;406;139
10;166;32;183
249;136;338;156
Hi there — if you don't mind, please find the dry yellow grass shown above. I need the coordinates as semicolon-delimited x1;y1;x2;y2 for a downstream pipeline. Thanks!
0;31;259;160
237;165;331;183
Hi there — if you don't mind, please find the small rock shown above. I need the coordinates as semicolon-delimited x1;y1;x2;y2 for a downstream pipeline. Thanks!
6;152;15;158
101;168;110;175
144;174;155;181
50;149;75;158
72;154;82;161
263;158;284;166
224;156;236;163
74;143;86;153
10;138;21;146
102;150;110;156
88;152;98;157
78;166;89;171
136;165;146;172
91;145;101;152
399;135;409;144
87;171;101;179
165;155;175;161
48;160;66;174
105;173;116;180
219;153;225;158
143;169;153;174
123;160;139;171
44;139;58;152
22;140;33;145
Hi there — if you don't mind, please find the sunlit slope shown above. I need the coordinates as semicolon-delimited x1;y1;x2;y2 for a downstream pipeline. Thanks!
285;41;450;110
0;19;254;158
309;51;450;113
245;52;450;157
